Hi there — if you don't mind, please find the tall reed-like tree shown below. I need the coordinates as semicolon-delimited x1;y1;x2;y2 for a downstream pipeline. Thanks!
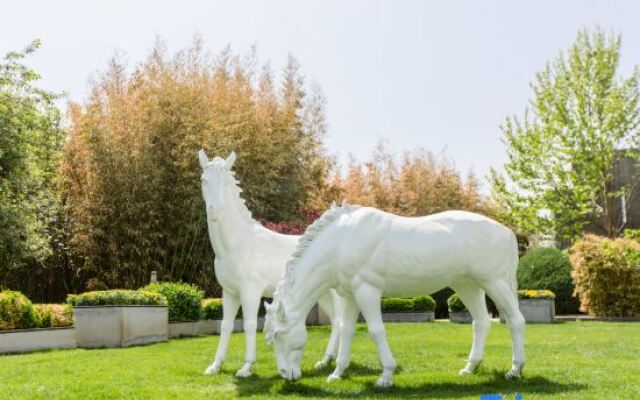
62;38;335;293
339;141;491;216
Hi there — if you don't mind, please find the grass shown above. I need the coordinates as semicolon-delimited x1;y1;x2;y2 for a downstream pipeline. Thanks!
0;321;638;399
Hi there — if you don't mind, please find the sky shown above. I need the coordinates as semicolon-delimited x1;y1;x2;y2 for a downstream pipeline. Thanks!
3;0;640;190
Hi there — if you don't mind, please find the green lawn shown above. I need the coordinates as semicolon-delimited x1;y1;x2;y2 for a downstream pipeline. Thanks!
1;321;638;399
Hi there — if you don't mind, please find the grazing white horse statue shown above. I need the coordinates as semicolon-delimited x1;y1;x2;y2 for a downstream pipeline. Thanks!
265;202;524;387
199;150;342;377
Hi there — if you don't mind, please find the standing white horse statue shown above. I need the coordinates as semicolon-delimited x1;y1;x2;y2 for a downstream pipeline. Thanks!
199;150;342;377
265;202;525;387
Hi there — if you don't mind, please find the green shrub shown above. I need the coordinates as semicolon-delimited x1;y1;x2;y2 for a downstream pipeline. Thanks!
518;247;579;314
447;293;467;312
201;298;223;320
199;298;267;320
381;297;435;313
413;296;436;312
66;290;167;307
142;282;203;322
0;290;40;330
35;304;74;328
381;298;414;313
518;289;555;299
570;235;640;317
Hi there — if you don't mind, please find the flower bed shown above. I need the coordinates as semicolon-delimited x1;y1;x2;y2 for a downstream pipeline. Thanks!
199;298;249;334
69;290;168;348
500;290;556;323
358;296;436;322
447;293;472;323
0;291;77;353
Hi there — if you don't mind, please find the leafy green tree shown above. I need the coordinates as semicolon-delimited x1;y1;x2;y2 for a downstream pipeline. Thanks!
0;40;64;278
491;29;640;240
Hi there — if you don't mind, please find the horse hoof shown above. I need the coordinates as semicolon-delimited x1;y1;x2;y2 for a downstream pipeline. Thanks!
458;368;474;376
375;377;393;388
505;369;522;380
204;365;220;375
315;361;328;370
235;368;253;378
326;373;341;383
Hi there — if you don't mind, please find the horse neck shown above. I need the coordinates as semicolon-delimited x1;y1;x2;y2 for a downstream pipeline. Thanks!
285;249;336;323
206;185;256;257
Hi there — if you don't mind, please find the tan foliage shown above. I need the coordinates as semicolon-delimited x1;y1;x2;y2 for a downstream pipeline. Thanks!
336;141;492;217
570;234;640;317
61;39;333;294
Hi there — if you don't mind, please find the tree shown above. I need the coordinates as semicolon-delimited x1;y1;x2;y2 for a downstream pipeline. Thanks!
61;39;333;294
339;141;492;216
491;29;640;240
0;40;64;288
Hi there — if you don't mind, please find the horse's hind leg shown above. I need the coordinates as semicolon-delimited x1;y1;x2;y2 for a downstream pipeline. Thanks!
484;280;525;379
450;283;491;375
315;290;341;369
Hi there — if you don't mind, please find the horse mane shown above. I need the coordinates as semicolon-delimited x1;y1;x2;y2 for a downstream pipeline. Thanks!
225;170;258;225
282;200;360;287
206;159;258;226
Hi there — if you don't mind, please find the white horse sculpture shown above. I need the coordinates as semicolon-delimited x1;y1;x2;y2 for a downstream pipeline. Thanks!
199;150;342;377
265;202;524;387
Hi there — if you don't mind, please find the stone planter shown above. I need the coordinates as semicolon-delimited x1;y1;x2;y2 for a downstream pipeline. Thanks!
169;321;200;338
73;305;168;348
449;310;473;323
198;319;220;335
382;311;434;322
0;327;76;354
358;311;434;322
194;318;264;336
500;299;555;323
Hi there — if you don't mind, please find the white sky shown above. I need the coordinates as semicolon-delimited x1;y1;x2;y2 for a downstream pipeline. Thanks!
2;0;640;189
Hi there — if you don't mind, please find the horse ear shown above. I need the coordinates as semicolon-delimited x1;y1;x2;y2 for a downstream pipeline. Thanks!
224;152;236;170
198;149;209;170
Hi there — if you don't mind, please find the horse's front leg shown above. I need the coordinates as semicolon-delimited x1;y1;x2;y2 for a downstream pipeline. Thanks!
235;289;262;378
315;291;341;369
205;290;240;375
353;283;397;388
327;296;358;382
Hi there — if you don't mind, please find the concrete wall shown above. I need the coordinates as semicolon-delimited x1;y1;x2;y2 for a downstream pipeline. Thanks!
449;311;473;323
74;306;168;348
500;299;555;323
0;327;76;354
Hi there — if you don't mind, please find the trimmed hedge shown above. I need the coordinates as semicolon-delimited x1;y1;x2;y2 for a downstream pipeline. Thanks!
201;298;223;320
142;282;203;322
0;290;40;330
67;290;167;307
381;296;436;313
518;289;555;300
570;234;640;317
447;293;467;312
199;298;266;320
518;247;579;314
35;304;74;328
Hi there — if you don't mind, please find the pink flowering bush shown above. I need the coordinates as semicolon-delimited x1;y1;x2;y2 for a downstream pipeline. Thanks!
262;207;321;235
